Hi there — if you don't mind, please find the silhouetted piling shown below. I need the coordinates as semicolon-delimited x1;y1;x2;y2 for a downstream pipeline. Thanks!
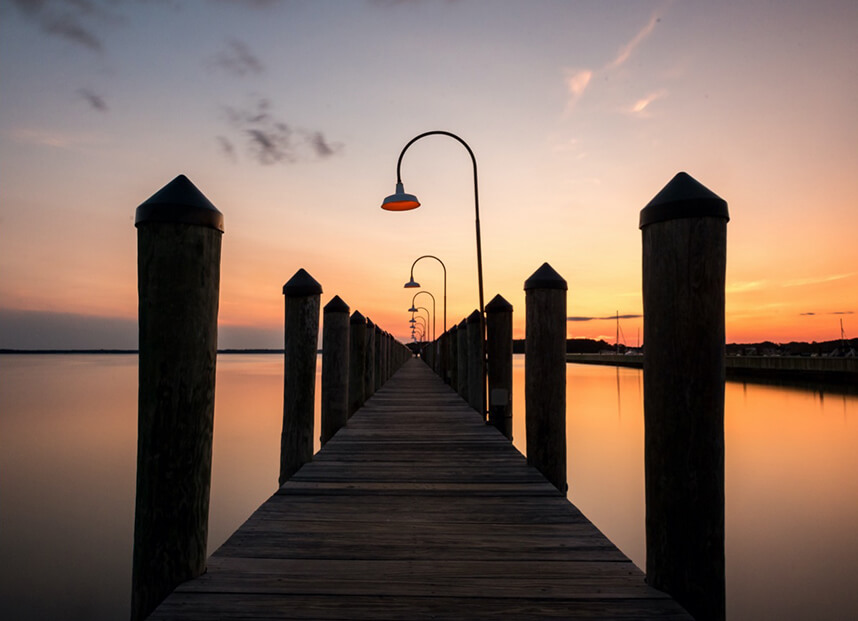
640;172;728;621
281;269;322;485
131;174;223;621
448;325;459;392
524;263;567;493
466;310;482;413
486;294;513;440
321;295;349;444
365;319;376;398
456;319;468;400
348;311;367;416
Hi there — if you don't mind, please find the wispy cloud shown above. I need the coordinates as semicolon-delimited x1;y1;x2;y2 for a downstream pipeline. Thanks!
606;14;661;71
562;12;663;113
784;273;856;288
563;69;593;112
627;89;668;117
10;0;123;53
800;311;854;316
78;88;108;112
727;280;767;294
10;127;105;149
568;314;642;322
222;98;343;165
210;39;265;76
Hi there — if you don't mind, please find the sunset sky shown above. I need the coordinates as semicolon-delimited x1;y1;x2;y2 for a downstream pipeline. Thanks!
1;0;856;349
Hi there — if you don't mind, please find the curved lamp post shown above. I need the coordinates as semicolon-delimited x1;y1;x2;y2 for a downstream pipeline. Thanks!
408;291;436;342
405;255;446;333
409;307;431;339
381;130;486;415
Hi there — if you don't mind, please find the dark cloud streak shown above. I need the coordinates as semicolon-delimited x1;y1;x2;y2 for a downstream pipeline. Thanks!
78;87;108;112
9;0;123;53
222;97;343;165
568;314;642;322
211;39;265;76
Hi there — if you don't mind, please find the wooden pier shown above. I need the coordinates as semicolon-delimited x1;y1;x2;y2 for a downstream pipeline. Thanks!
149;358;691;620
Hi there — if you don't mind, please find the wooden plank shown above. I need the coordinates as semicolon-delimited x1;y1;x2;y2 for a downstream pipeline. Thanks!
150;358;692;619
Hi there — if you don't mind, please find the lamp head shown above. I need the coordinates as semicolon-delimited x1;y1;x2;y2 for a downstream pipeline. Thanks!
408;305;418;312
404;276;421;289
409;318;416;324
381;182;420;211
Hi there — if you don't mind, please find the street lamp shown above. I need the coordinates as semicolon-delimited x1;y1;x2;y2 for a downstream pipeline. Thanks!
405;255;447;333
409;307;430;338
408;291;435;342
381;130;486;415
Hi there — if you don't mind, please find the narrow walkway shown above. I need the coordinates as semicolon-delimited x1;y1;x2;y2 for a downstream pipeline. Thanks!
151;358;691;619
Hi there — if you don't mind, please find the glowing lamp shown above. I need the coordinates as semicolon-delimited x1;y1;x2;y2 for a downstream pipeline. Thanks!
381;182;420;211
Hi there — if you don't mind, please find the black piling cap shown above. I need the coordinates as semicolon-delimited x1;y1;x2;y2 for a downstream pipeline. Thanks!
448;324;458;333
350;310;366;325
524;262;567;291
366;317;374;328
135;174;224;232
458;318;468;329
282;268;322;297
485;294;513;314
467;309;481;323
639;171;729;228
324;295;350;314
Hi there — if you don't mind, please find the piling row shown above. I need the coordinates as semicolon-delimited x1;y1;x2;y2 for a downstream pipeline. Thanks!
132;171;729;621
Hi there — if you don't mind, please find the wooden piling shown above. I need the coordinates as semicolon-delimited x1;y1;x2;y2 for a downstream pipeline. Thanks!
131;174;223;621
466;310;482;413
321;295;350;444
486;294;513;440
524;262;567;493
348;311;367;417
364;319;376;398
281;269;322;486
448;325;459;392
640;172;728;621
456;319;468;401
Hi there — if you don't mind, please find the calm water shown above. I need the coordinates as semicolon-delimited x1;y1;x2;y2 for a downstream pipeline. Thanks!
1;354;856;620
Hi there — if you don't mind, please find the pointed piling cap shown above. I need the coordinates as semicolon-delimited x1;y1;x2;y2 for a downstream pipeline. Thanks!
524;262;567;291
458;318;468;329
639;171;729;228
350;310;366;324
282;268;322;297
467;309;481;324
485;294;513;314
324;295;349;313
135;174;224;232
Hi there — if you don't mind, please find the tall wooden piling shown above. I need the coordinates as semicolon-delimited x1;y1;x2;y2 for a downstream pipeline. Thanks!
364;319;376;399
281;269;322;486
348;311;367;417
321;295;350;444
132;174;223;621
640;172;728;621
524;263;567;493
448;325;459;392
486;294;513;440
466;310;482;414
456;319;468;400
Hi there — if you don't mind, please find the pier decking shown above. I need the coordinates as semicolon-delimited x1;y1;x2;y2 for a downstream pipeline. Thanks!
150;358;691;619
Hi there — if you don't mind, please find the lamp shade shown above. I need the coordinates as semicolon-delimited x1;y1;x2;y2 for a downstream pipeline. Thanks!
404;277;421;288
381;182;420;211
408;306;418;312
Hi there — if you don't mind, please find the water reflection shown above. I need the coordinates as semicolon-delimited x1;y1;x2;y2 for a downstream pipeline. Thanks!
1;354;856;620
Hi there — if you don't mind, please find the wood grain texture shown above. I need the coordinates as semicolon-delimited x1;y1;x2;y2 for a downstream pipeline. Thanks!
149;359;691;620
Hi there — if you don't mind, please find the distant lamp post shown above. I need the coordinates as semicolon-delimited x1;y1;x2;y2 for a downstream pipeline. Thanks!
410;308;430;340
381;130;485;415
405;255;447;333
408;291;436;342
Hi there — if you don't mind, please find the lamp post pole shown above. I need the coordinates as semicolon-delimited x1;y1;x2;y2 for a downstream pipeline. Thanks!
409;291;436;342
405;255;447;334
382;131;486;416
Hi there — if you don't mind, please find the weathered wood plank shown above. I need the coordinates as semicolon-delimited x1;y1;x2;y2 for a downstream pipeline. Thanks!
149;358;692;620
